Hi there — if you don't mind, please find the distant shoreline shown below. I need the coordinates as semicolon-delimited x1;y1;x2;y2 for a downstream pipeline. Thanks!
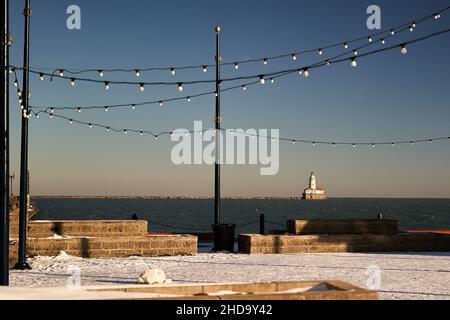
30;196;450;200
31;195;300;200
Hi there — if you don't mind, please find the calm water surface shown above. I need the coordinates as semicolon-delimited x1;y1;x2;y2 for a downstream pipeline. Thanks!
32;198;450;234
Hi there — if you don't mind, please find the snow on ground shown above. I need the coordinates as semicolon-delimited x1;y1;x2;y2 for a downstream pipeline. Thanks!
9;251;450;300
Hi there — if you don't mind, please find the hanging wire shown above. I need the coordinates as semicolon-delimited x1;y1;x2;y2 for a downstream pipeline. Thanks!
21;27;450;113
26;109;450;148
11;5;449;77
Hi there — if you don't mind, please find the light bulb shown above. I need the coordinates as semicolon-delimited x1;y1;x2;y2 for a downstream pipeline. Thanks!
318;49;323;55
139;83;145;92
353;50;358;56
390;29;395;36
410;141;414;146
312;142;316;146
372;144;375;148
132;104;136;110
259;76;265;85
242;85;247;91
203;65;207;73
234;63;239;69
59;69;64;77
50;108;54;113
70;79;75;86
401;45;408;55
178;83;183;92
263;58;268;65
105;82;110;90
292;54;297;61
8;68;13;74
135;69;140;77
332;143;336;147
104;106;108;112
298;69;303;75
106;127;110;132
434;13;441;19
409;25;414;32
159;101;163;107
155;136;158;140
14;80;18;87
344;43;349;49
98;70;104;77
412;22;416;28
381;38;385;44
89;124;92;128
140;131;143;136
187;97;191;102
391;143;395;147
368;36;373;42
170;68;176;75
77;107;81;112
351;58;357;67
429;139;433;143
352;144;356;148
292;140;296;144
270;78;274;84
69;119;73;124
303;69;309;78
326;60;331;66
39;73;44;81
124;130;127;134
49;114;53;119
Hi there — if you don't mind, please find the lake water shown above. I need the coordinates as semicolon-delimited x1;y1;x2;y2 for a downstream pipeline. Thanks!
32;198;450;234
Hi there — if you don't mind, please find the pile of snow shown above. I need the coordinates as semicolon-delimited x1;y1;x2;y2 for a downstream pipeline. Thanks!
44;234;74;240
138;268;172;285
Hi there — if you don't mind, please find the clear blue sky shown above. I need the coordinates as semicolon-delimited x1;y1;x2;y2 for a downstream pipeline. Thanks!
7;0;450;197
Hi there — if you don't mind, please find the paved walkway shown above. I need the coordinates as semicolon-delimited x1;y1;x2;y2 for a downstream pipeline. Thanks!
8;251;450;300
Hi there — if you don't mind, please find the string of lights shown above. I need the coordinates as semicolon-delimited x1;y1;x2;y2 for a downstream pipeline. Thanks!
26;109;450;148
10;6;448;77
20;27;450;113
10;14;446;91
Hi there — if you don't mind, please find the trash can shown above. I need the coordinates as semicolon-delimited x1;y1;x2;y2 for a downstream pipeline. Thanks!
212;224;235;252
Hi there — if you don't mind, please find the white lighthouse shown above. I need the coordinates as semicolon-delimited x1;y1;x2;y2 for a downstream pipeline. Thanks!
302;172;326;200
309;172;317;190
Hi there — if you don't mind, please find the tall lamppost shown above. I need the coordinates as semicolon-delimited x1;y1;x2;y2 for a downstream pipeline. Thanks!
212;26;235;252
15;0;31;270
0;0;11;286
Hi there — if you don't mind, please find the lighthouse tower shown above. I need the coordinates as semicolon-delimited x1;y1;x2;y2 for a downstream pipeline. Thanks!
302;171;326;200
309;172;316;190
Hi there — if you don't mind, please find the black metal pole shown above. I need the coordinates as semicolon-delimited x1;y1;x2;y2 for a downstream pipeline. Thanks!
9;173;13;196
0;0;10;286
260;214;265;235
214;26;221;226
15;0;31;270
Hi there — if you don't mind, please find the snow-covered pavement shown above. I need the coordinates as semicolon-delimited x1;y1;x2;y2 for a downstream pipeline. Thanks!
8;251;450;300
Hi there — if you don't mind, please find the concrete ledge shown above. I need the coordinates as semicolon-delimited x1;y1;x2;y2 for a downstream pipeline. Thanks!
10;220;148;239
0;280;378;300
90;280;378;300
9;234;197;263
238;233;450;254
287;219;398;235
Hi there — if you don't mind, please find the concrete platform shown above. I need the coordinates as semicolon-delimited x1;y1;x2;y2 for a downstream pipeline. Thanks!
287;219;398;235
10;220;148;239
239;233;450;254
9;234;197;266
0;281;378;300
